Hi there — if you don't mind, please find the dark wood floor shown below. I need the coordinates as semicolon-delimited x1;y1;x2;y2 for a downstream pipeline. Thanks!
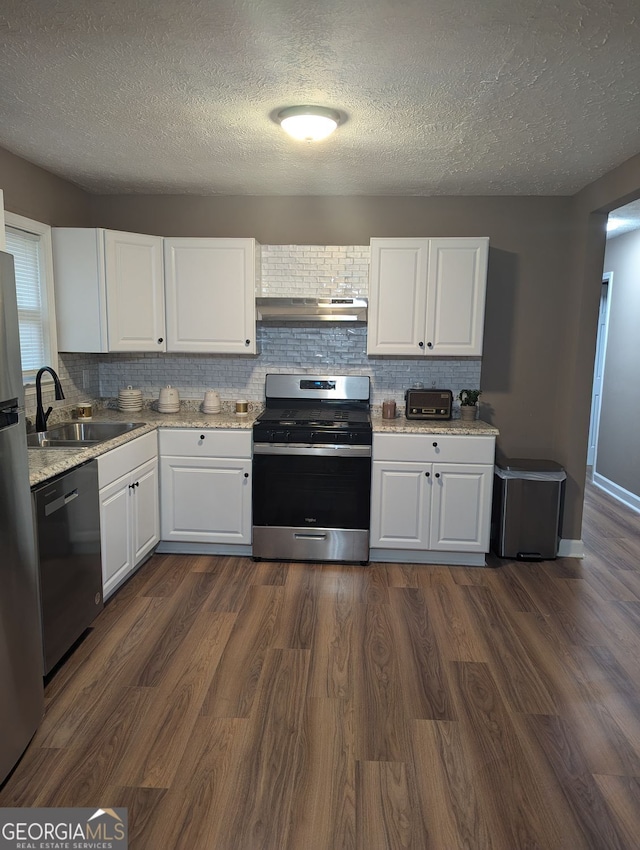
3;477;640;849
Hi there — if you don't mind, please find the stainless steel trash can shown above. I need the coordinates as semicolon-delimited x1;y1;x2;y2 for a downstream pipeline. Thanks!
492;458;566;560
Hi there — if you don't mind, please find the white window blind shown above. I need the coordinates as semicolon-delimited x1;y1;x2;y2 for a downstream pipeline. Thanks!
6;226;46;373
3;214;57;382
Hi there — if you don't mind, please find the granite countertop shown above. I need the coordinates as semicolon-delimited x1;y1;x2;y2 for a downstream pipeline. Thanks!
371;414;499;436
28;405;259;487
29;403;499;487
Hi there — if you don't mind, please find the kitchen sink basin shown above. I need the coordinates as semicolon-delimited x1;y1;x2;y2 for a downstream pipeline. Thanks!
27;421;146;448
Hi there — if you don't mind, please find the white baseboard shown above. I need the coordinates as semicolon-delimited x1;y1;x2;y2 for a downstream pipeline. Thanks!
592;472;640;515
557;538;584;558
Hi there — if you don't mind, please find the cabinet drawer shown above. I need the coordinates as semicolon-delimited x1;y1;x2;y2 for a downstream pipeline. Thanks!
158;428;251;459
373;433;495;464
98;430;158;489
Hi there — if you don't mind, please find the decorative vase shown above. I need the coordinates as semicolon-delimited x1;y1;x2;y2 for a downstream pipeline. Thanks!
459;405;477;421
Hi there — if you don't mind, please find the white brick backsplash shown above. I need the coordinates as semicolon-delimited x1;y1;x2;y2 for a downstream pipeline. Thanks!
98;327;480;406
259;245;369;298
24;352;100;421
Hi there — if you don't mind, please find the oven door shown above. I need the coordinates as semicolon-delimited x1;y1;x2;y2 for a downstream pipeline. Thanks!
252;444;371;562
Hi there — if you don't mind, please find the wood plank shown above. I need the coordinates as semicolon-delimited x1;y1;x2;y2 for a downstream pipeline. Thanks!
129;717;246;850
518;713;628;849
389;586;456;720
308;592;355;700
460;584;558;714
207;648;310;850
354;602;410;761
356;760;424;850
201;584;283;717
356;562;389;605
138;553;202;598
593;776;640;849
201;554;255;611
35;686;154;807
450;661;569;850
113;610;236;788
510;612;640;777
384;562;420;588
421;579;487;663
125;571;222;687
36;595;166;747
288;697;356;850
273;560;320;649
411;719;497;850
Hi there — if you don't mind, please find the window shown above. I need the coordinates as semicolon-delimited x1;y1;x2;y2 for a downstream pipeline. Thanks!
4;212;58;384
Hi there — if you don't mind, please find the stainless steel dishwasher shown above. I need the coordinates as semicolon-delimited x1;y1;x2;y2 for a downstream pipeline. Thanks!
32;460;103;674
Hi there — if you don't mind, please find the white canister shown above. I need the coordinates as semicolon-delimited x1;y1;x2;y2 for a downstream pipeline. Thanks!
204;390;220;409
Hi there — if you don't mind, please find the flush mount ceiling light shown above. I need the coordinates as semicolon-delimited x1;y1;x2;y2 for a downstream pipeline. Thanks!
277;106;341;142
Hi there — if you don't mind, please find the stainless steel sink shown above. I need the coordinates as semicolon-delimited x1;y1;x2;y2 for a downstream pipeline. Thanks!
27;421;146;448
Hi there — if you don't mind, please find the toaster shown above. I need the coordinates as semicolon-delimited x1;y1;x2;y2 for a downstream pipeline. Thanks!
405;388;453;420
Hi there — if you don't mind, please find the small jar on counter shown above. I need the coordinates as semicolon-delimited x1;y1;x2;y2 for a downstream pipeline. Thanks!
382;399;397;419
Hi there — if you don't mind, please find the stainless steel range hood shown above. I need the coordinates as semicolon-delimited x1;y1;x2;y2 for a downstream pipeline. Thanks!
256;297;367;323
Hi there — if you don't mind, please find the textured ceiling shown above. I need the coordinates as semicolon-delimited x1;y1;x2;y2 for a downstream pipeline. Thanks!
607;198;640;237
0;0;639;196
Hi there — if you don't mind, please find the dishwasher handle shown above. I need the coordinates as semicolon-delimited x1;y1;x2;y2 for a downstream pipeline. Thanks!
44;488;79;516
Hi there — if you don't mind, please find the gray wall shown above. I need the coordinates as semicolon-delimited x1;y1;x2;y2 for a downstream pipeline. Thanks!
4;144;640;540
597;229;640;496
0;146;90;225
90;192;579;527
555;152;640;539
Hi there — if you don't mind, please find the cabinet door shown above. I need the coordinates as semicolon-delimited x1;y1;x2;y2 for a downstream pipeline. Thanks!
164;238;257;354
104;230;166;352
367;239;429;355
430;463;493;552
132;458;159;565
425;238;489;356
370;461;431;548
160;456;251;543
99;474;133;597
52;228;108;352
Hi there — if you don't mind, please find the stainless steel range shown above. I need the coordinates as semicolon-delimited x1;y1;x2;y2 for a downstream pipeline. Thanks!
252;374;372;563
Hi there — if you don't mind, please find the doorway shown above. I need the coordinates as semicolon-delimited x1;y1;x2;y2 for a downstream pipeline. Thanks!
586;272;612;468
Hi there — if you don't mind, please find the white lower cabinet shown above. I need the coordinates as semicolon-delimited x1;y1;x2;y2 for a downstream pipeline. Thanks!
370;433;495;563
159;429;252;545
98;431;160;599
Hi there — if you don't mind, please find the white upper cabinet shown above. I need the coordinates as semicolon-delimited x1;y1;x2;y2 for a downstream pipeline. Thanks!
104;230;166;352
52;228;165;353
367;237;489;356
367;239;429;355
425;238;489;356
164;237;259;354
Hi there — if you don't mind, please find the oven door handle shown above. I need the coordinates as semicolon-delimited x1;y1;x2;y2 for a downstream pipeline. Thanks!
253;443;372;458
294;532;327;540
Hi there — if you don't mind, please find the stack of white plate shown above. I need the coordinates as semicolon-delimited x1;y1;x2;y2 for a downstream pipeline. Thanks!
118;386;143;412
157;385;180;413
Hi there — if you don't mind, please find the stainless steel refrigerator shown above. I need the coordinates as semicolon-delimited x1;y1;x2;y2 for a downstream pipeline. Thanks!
0;249;44;784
